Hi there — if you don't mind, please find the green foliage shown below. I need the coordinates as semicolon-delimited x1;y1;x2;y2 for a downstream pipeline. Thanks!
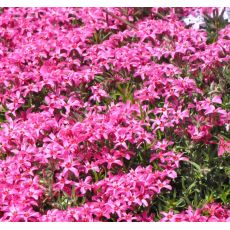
0;104;7;123
89;29;114;44
151;140;230;220
204;8;229;44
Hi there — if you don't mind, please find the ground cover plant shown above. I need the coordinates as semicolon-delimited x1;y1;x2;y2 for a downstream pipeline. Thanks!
0;7;230;222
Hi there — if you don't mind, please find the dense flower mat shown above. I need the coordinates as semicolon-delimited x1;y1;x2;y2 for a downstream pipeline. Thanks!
0;7;229;222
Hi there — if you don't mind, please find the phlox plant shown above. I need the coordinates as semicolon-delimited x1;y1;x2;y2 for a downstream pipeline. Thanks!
0;7;229;222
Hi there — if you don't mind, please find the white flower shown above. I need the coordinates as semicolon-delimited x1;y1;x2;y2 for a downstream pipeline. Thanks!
225;124;230;132
183;15;205;29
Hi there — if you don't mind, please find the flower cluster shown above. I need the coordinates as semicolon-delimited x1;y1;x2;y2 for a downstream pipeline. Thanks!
0;7;229;222
160;203;230;222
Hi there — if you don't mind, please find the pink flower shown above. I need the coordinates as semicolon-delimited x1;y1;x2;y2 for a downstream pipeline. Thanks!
61;156;79;177
160;210;177;222
53;173;75;191
218;136;230;157
106;154;123;169
155;179;172;193
212;95;222;104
